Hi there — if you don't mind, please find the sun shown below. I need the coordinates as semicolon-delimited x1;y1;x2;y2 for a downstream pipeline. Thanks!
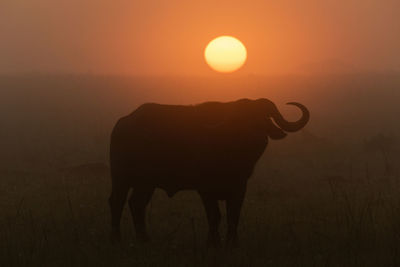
204;36;247;73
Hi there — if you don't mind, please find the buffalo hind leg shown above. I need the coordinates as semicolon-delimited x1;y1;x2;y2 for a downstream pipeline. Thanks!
129;187;154;242
109;185;129;242
199;193;221;247
226;189;246;247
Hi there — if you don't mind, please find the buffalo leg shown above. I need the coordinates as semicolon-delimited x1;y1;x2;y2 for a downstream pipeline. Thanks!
128;187;154;242
226;189;246;246
199;193;221;246
108;185;129;242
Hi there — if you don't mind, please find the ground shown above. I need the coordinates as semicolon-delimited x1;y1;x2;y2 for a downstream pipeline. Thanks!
1;136;400;266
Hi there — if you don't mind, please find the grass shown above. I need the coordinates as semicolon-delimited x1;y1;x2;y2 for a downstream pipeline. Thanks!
1;139;399;267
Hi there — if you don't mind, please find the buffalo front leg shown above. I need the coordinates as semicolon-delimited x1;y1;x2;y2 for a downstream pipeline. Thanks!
199;193;221;247
128;187;154;242
108;185;129;242
226;188;246;247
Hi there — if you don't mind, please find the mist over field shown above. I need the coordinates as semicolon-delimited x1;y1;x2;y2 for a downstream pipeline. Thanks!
1;73;399;170
1;73;400;266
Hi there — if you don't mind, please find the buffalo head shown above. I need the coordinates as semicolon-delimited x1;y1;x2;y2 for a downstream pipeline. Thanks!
233;98;310;140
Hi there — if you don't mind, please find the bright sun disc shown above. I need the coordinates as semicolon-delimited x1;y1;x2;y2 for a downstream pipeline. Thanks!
204;36;247;73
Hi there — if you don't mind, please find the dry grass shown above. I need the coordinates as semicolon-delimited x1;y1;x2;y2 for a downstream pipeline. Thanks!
1;140;399;266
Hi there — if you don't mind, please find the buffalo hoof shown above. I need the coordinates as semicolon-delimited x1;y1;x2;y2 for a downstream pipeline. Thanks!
207;237;222;248
226;236;239;249
110;231;122;244
136;233;150;243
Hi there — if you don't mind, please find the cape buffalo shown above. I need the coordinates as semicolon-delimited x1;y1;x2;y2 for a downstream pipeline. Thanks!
109;98;309;246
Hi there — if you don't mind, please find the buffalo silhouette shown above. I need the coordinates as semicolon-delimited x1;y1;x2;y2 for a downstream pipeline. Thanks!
109;98;309;246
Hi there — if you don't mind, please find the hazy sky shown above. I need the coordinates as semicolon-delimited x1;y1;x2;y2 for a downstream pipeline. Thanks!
1;0;399;75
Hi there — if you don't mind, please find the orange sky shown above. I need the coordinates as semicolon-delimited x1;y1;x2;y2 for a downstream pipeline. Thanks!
1;0;399;75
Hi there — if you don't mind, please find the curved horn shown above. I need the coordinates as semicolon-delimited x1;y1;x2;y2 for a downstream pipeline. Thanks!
270;102;310;132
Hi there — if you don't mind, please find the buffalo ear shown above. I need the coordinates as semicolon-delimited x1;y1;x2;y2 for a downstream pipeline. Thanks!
266;118;287;140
